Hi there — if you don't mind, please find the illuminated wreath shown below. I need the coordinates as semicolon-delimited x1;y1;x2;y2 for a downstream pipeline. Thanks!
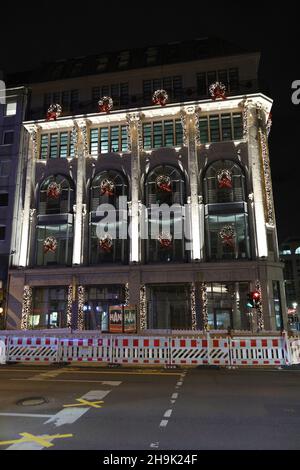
46;181;61;199
98;96;113;113
209;82;227;101
43;236;58;253
100;179;115;196
156;174;172;193
46;104;62;121
158;232;173;249
219;225;235;248
152;89;168;106
99;234;113;252
217;169;232;189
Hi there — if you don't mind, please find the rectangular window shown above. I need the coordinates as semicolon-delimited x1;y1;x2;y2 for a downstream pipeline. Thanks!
197;68;240;96
110;126;119;152
0;161;10;177
59;132;68;158
90;128;99;156
2;131;14;145
153;122;163;148
218;69;229;90
273;281;283;330
0;193;8;206
120;83;129;106
221;114;232;141
143;123;152;150
197;73;207;96
175;120;183;146
164;121;174;147
0;226;5;241
209;115;220;142
40;135;49;159
100;128;109;154
199;117;209;144
229;68;239;92
5;101;17;116
121;126;128;152
233;113;243;140
49;134;58;158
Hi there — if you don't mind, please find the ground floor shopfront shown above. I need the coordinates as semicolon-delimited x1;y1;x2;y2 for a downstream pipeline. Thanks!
6;261;287;332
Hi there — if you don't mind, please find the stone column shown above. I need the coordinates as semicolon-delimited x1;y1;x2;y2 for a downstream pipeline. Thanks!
181;107;202;261
241;99;268;258
72;120;87;266
19;126;39;267
127;113;143;263
232;282;242;330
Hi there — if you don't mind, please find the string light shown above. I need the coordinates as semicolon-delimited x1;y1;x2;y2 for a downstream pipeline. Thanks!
21;285;32;330
139;285;147;330
201;282;208;331
190;283;197;330
67;285;73;327
78;285;85;330
255;280;264;331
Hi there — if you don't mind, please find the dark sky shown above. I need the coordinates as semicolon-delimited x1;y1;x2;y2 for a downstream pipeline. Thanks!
1;4;299;242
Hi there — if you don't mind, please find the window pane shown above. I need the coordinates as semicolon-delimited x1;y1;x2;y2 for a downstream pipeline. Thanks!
90;128;99;156
0;193;8;206
143;123;152;150
197;73;207;96
49;134;58;158
5;101;17;116
175;120;183;146
209;115;220;142
110;126;119;152
153;122;163;148
100;128;109;153
40;135;49;159
221;114;232;141
199;117;209;143
233;113;243;140
59;132;68;158
121;126;128;151
164;120;174;147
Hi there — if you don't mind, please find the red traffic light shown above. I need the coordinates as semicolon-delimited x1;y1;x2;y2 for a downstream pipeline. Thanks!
251;291;260;301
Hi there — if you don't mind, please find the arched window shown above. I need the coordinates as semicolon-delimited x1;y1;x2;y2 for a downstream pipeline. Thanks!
144;165;187;263
203;160;250;261
35;174;74;267
203;160;246;204
39;174;74;215
89;170;128;265
145;165;185;207
295;247;300;255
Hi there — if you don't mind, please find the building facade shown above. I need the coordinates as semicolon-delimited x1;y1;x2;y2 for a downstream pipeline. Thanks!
0;87;28;327
280;238;300;329
6;90;286;332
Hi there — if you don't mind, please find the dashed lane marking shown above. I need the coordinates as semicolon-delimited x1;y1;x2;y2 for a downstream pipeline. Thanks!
171;393;179;399
163;409;172;418
159;420;169;428
45;408;88;427
0;413;53;418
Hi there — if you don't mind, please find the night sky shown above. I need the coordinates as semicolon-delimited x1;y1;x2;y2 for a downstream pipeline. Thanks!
0;4;299;242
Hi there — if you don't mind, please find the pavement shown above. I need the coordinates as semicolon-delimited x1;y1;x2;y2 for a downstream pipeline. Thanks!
0;363;300;450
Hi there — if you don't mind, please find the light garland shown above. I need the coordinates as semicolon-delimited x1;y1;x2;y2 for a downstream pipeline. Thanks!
67;285;73;328
98;96;113;113
200;283;208;331
21;285;32;330
139;285;147;330
46;104;62;121
152;89;168;106
190;283;197;331
78;285;85;331
255;280;264;331
259;128;275;226
124;283;129;306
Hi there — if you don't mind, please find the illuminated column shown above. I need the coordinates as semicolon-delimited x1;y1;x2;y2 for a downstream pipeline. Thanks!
181;107;202;261
127;113;143;263
19;126;39;267
72;120;87;265
241;99;268;258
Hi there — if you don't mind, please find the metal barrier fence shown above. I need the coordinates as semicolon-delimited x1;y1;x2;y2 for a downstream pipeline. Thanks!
0;333;295;367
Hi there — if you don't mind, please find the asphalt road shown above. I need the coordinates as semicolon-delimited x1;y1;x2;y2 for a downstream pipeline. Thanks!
0;364;299;450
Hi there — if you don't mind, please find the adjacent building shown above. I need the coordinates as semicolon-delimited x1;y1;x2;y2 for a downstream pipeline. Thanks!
280;238;300;329
4;38;286;331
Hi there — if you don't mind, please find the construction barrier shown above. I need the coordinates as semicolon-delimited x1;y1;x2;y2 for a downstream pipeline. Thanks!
7;337;59;363
229;337;287;366
0;332;299;367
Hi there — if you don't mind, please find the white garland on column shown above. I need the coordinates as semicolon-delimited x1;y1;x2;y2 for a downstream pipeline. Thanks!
21;285;32;330
67;285;73;327
190;283;197;331
139;285;147;330
255;280;264;331
78;285;85;331
200;282;208;332
124;283;130;306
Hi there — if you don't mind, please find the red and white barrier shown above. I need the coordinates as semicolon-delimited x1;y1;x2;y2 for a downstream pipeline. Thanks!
289;339;300;365
8;337;59;362
0;336;7;364
208;338;230;365
230;337;286;366
112;337;170;365
170;338;208;365
59;337;112;363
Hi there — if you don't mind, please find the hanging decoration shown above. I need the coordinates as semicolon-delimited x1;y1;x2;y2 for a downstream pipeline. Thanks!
98;96;113;113
158;232;173;249
46;181;61;199
209;82;227;101
46;104;62;121
100;178;115;196
43;236;58;254
219;225;235;249
156;174;172;193
217;169;233;189
152;89;168;106
21;285;32;330
99;234;113;252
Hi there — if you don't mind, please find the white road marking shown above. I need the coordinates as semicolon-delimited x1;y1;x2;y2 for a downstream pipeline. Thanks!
100;381;122;386
7;435;56;451
11;379;119;384
45;408;88;427
0;413;53;418
28;369;66;381
81;390;111;400
159;420;168;427
171;393;178;399
177;381;183;386
164;409;172;418
170;400;176;404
